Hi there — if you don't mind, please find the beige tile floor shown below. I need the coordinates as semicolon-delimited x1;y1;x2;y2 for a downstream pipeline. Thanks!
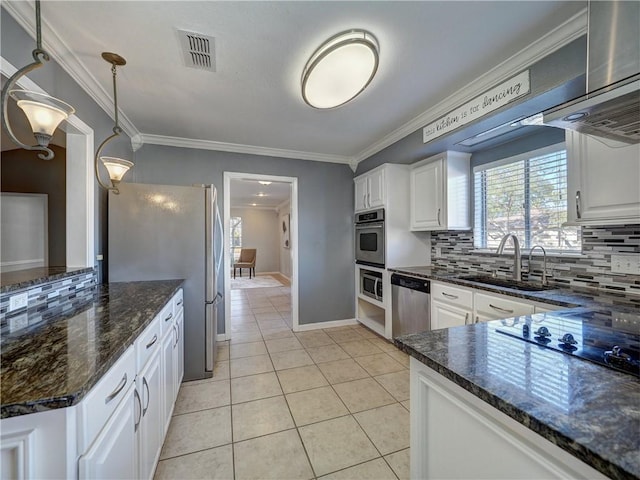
155;285;410;480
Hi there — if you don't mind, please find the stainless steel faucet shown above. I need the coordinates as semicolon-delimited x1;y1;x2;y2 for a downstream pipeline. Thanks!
496;234;521;281
528;245;548;286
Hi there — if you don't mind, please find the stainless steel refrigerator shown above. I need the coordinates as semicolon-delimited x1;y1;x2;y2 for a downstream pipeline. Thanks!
108;183;223;381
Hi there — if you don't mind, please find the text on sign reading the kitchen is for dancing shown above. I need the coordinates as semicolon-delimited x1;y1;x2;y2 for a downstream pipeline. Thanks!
422;70;531;143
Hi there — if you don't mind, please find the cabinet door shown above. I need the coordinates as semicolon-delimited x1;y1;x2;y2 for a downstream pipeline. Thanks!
367;169;385;208
174;310;185;391
431;300;471;330
567;130;640;224
78;384;137;480
138;351;163;480
161;329;175;433
354;176;368;212
410;158;443;230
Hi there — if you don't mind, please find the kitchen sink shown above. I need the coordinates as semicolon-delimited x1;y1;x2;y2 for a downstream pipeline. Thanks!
458;275;554;292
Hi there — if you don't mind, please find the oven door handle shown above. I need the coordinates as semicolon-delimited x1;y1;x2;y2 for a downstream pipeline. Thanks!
374;278;381;301
357;224;384;229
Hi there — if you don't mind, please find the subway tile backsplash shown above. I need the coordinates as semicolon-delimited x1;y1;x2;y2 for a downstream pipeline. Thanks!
431;225;640;295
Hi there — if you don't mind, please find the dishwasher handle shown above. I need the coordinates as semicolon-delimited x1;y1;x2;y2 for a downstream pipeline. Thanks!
390;273;430;294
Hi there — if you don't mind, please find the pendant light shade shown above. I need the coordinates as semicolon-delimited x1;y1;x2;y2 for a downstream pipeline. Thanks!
302;30;379;109
94;52;133;194
0;1;74;160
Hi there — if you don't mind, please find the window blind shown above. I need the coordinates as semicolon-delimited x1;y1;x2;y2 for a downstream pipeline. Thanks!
473;143;581;251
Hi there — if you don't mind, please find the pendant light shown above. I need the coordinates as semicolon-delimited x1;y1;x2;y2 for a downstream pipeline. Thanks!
94;52;133;194
301;30;379;109
1;0;75;160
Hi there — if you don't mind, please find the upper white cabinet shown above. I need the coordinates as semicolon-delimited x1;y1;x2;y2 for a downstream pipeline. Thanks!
410;151;471;231
566;130;640;225
354;167;385;212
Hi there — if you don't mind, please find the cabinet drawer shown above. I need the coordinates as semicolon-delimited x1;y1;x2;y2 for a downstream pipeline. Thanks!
475;292;534;318
136;315;162;371
79;346;135;452
432;282;473;309
173;289;184;312
159;300;175;337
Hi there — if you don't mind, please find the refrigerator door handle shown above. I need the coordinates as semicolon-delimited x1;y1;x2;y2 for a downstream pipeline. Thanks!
206;292;224;306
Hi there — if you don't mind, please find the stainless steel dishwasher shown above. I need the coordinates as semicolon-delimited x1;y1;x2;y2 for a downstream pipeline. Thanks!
391;273;431;336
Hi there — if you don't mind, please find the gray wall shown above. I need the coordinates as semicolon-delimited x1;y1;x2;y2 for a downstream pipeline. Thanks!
1;146;66;266
2;11;133;282
356;37;587;175
230;207;280;274
128;144;355;328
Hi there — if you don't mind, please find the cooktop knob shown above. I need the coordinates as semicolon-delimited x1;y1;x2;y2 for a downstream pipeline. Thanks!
558;333;578;347
534;326;551;338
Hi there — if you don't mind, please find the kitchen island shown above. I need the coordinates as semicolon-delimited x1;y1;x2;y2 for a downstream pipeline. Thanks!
396;316;640;480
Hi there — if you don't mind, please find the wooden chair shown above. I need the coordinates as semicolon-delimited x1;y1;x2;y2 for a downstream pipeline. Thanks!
233;248;256;279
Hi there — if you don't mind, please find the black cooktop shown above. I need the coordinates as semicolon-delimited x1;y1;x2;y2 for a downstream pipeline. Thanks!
496;309;640;377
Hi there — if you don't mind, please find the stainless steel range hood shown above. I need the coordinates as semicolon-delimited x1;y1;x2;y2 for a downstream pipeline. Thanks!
544;1;639;144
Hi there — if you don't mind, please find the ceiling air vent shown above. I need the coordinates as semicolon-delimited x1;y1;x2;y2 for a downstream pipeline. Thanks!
178;29;216;72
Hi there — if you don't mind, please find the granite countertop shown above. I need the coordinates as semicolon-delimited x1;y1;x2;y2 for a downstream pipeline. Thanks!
390;265;640;479
0;280;183;418
0;266;95;293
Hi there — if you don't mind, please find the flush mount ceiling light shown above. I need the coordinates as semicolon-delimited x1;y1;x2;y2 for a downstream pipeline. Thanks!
1;1;75;160
258;181;272;185
301;29;379;109
95;52;133;194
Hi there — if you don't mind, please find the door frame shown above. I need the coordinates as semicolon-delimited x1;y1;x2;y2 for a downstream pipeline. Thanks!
222;172;299;339
2;56;95;269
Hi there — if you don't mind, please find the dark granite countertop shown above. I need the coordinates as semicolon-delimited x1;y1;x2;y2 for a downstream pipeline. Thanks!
0;266;95;293
389;265;640;311
0;280;183;418
390;266;640;479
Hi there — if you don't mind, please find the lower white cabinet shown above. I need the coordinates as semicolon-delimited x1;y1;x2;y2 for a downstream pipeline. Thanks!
78;383;138;480
138;349;164;480
473;291;534;323
410;357;606;479
0;288;184;480
431;300;471;330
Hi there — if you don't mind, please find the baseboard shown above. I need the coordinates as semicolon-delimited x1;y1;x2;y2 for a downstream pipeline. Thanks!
294;318;358;332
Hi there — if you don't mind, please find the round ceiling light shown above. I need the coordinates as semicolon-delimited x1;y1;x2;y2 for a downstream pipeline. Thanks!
302;29;379;109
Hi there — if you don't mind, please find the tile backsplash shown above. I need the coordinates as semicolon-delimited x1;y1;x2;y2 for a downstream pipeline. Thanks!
431;225;640;295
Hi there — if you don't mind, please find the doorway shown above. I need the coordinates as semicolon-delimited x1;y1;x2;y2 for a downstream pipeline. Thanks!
223;172;299;341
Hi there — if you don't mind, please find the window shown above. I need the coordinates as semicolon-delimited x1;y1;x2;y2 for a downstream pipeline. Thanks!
230;216;242;261
473;143;580;252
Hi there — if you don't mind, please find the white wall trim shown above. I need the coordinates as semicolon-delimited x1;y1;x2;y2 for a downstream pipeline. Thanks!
141;133;352;165
351;8;588;165
1;56;95;270
294;318;358;332
2;1;141;148
224;172;299;337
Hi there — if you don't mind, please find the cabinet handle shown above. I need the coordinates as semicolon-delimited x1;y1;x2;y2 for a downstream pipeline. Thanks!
363;192;367;209
174;325;179;348
177;299;183;306
437;208;441;226
164;312;173;322
475;316;480;324
134;388;142;432
441;292;458;299
464;313;469;325
489;303;514;314
575;191;582;219
105;373;127;404
146;334;158;349
367;192;371;208
142;377;150;416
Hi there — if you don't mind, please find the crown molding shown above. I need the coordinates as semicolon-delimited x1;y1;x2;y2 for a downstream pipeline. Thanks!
2;1;141;145
352;8;588;165
140;133;353;165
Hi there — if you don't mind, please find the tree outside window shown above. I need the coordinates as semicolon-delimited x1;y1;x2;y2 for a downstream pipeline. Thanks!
231;217;242;261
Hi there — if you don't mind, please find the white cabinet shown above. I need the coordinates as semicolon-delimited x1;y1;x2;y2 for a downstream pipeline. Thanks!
566;130;640;225
78;384;138;480
137;349;163;480
354;167;385;212
474;291;534;323
430;282;473;330
161;326;175;432
410;151;471;231
410;358;606;479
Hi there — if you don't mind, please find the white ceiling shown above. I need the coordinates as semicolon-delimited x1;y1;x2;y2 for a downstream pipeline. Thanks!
230;178;291;209
3;1;586;164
